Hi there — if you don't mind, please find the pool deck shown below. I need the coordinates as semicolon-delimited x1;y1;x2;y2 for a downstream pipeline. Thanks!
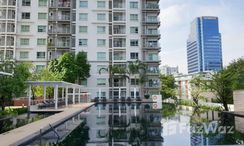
0;103;94;146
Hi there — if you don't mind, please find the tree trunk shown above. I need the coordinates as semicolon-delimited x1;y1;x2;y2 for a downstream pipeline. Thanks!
223;101;229;111
1;96;5;111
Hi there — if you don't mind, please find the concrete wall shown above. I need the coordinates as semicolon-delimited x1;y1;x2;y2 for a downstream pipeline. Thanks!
233;90;244;111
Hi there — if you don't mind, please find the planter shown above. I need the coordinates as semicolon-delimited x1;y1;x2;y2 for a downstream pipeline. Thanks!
144;94;150;99
234;90;244;111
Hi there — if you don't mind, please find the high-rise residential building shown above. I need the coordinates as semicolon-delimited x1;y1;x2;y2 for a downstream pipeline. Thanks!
161;65;179;76
187;16;223;74
0;0;161;99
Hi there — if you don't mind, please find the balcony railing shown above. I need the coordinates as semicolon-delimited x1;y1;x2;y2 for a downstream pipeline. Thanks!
143;42;160;48
143;3;159;10
49;15;70;21
50;1;71;8
48;28;70;34
145;80;160;88
144;29;160;35
143;17;160;23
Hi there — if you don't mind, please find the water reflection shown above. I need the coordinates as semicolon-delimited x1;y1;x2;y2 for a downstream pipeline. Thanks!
86;103;163;146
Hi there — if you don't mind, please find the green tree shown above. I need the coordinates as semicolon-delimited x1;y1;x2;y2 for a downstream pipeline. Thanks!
48;52;90;83
0;61;31;111
160;74;177;100
75;52;90;84
190;76;207;105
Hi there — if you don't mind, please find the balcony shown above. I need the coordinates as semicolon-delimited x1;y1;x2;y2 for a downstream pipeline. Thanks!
143;16;160;25
113;25;126;35
48;26;70;34
145;79;160;88
143;29;160;37
143;3;159;11
49;0;71;8
0;10;15;20
144;53;159;62
113;51;126;61
49;13;70;21
147;66;159;75
48;37;71;48
113;0;125;9
113;12;126;22
143;41;160;49
113;38;126;48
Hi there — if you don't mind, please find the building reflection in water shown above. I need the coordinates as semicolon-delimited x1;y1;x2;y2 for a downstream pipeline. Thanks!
86;103;163;146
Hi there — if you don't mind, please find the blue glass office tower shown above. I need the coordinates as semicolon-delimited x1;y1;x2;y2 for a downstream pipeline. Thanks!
187;16;223;74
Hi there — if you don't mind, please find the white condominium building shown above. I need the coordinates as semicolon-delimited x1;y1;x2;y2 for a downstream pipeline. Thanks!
0;0;161;99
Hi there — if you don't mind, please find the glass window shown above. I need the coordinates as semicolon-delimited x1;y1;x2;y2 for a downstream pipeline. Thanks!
22;0;31;6
130;14;138;21
37;25;46;32
21;25;30;32
97;52;106;61
36;52;45;59
20;51;29;59
36;65;45;72
38;13;47;19
79;39;88;46
130;39;138;46
96;92;106;97
130;52;138;59
79;1;88;8
97;13;106;21
21;13;30;19
37;38;46;45
79;26;88;33
20;38;29;46
97;65;107;73
79;13;88;21
130;2;138;9
97;26;106;34
97;1;106;8
130;27;138;34
39;0;47;7
97;78;106;86
97;39;106;46
131;79;139;85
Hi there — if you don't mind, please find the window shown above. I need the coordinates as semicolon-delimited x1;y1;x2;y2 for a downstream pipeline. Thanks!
130;27;138;34
79;13;88;21
22;0;31;6
97;1;106;8
97;78;106;86
79;26;88;33
22;13;30;19
130;52;138;59
36;65;45;72
97;52;106;61
130;39;138;46
81;79;87;86
37;52;45;59
79;39;88;46
97;39;106;46
96;92;106;97
130;2;138;9
38;13;47;19
79;1;88;8
37;38;46;45
21;25;30;32
130;14;138;21
20;38;29;46
97;26;106;34
20;51;29;59
97;13;106;21
131;79;139;85
37;25;46;32
97;65;107;73
39;0;47;6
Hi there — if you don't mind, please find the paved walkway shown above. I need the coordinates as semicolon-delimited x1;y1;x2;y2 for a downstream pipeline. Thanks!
0;103;94;146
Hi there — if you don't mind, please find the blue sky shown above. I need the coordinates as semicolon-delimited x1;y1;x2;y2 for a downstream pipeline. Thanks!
159;0;244;73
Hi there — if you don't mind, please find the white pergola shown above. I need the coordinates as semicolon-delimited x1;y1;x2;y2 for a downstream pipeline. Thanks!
0;71;13;76
26;81;89;109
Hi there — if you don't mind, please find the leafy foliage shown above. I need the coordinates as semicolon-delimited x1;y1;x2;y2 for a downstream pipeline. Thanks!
0;61;31;110
190;75;207;105
48;52;90;83
160;74;177;100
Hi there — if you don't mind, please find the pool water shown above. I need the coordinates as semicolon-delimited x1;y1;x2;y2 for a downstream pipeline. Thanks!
29;102;244;146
